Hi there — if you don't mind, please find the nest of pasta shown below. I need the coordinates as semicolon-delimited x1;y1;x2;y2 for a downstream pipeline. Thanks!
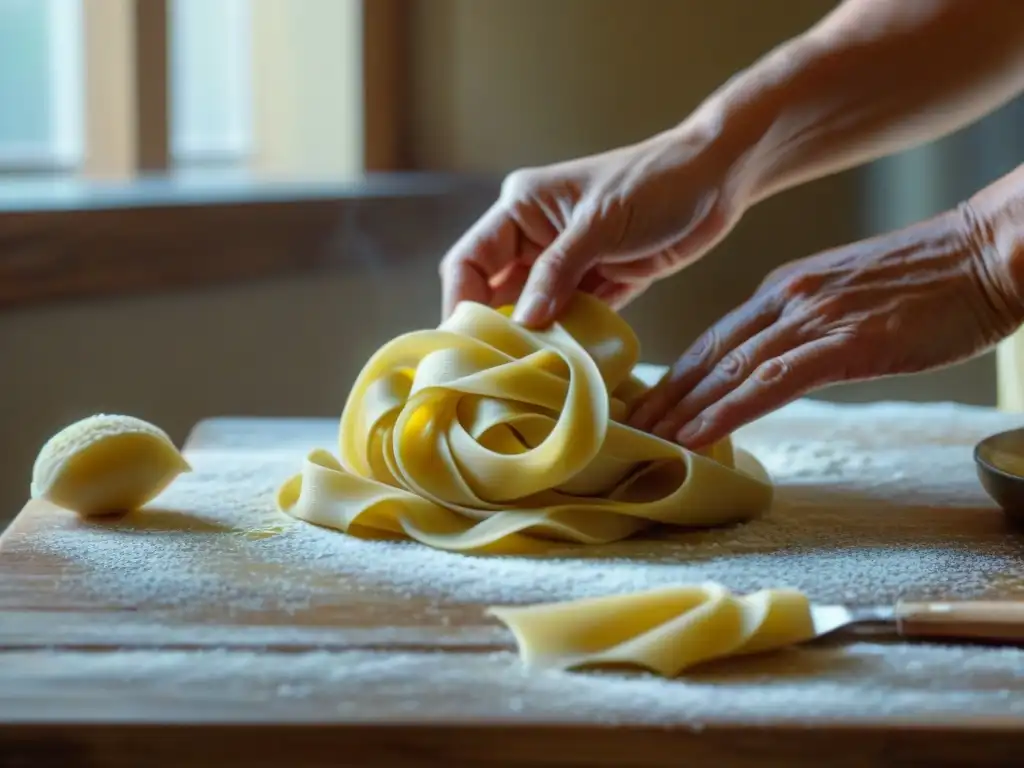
278;293;772;553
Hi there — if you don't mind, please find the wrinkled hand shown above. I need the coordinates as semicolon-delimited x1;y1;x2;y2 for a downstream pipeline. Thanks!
629;205;1024;448
440;126;746;328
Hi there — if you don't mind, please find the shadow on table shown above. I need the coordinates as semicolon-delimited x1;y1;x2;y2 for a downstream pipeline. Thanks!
576;644;877;684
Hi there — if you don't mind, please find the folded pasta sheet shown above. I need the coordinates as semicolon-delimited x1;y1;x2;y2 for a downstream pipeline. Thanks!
489;583;815;676
277;294;772;553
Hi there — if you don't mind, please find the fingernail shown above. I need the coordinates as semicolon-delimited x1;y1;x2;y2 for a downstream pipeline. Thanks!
675;418;703;445
512;294;552;326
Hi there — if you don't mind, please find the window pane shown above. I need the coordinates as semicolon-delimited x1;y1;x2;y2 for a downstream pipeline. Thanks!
171;0;252;163
0;0;55;160
0;0;81;169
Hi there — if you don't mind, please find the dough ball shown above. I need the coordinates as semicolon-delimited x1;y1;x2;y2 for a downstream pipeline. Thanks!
31;414;190;516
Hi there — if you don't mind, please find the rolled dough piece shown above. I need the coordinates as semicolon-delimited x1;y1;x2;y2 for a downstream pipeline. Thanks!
488;583;815;677
277;293;773;553
31;414;191;516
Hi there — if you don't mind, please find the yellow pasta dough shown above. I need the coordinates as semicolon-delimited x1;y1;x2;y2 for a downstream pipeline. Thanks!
489;583;815;676
31;414;190;516
277;293;773;553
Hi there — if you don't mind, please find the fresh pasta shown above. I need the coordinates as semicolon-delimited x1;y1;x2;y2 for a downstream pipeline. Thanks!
489;583;815;676
277;294;772;553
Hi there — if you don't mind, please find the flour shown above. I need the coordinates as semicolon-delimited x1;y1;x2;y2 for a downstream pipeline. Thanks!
29;399;1024;613
20;397;1024;722
10;644;1024;725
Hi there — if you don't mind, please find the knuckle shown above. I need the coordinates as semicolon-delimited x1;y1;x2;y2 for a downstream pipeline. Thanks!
781;272;822;301
715;349;748;382
815;295;846;319
688;328;721;368
754;356;791;385
500;168;539;203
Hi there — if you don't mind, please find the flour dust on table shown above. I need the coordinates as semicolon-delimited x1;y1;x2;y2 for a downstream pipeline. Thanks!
10;643;1024;726
29;399;1024;613
19;397;1024;724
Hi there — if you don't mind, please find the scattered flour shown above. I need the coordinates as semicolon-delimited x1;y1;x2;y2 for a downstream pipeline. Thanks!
10;643;1024;725
18;398;1024;723
29;399;1024;611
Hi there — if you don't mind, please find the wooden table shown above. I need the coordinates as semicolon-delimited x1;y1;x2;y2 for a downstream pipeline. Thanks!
5;394;1024;766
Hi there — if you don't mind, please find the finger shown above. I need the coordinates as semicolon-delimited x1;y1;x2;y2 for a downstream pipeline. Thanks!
440;202;521;319
649;319;803;441
627;295;780;431
597;197;728;283
599;253;671;283
512;223;598;328
490;262;531;307
674;335;850;449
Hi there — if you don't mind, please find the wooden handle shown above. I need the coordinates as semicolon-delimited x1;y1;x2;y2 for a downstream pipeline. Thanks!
896;600;1024;642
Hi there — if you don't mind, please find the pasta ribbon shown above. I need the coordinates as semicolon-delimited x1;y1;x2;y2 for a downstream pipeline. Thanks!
489;583;815;676
277;294;772;553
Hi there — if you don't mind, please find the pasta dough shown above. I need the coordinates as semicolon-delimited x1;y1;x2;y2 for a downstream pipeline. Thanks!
488;583;815;676
277;293;773;553
31;414;191;516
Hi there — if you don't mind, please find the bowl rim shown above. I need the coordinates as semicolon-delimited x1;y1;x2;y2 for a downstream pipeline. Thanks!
974;427;1024;484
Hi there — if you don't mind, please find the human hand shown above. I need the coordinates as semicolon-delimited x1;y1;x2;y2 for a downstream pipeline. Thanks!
439;124;750;328
628;204;1024;449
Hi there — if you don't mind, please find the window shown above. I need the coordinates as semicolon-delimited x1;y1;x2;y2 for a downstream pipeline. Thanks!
170;0;252;166
0;0;81;171
0;0;405;177
0;0;469;314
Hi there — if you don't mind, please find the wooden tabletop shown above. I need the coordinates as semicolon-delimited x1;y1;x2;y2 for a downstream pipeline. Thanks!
5;394;1024;766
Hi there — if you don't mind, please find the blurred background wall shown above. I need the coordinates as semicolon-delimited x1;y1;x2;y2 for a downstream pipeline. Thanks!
1;0;1022;523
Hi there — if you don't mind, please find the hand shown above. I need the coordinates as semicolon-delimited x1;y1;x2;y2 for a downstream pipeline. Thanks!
628;204;1024;449
439;124;749;328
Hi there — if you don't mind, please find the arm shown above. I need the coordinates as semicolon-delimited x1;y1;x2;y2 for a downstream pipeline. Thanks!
439;0;1024;330
690;0;1024;204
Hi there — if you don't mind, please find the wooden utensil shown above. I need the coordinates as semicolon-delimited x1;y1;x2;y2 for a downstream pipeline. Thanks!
813;599;1024;643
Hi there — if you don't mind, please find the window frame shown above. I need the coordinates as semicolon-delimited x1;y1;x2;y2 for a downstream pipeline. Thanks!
0;0;447;312
75;0;410;179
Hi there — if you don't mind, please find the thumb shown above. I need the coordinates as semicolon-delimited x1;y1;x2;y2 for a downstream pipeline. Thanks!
512;224;596;328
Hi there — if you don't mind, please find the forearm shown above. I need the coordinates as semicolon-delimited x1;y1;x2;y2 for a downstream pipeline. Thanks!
690;0;1024;204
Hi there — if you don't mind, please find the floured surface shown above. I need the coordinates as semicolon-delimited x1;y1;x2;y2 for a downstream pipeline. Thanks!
7;645;1024;726
5;395;1024;725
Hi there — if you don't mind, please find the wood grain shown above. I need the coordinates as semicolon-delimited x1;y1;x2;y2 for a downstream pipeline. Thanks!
0;499;503;651
5;408;1024;766
4;720;1023;768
